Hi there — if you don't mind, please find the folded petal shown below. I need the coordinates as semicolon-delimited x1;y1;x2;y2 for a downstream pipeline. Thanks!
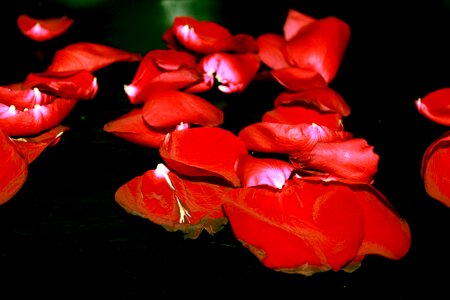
103;108;166;148
238;122;352;154
290;138;379;184
142;90;223;128
421;131;450;207
415;88;450;126
46;42;142;73
0;129;28;205
17;14;74;42
222;178;365;275
160;127;247;186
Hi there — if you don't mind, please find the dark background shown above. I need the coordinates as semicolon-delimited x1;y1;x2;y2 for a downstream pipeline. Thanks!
1;0;450;298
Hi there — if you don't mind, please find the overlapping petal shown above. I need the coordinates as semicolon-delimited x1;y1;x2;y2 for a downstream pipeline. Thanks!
0;84;55;110
415;87;450;126
17;14;74;42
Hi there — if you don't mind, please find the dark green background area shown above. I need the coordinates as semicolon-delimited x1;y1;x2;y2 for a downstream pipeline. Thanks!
1;0;450;298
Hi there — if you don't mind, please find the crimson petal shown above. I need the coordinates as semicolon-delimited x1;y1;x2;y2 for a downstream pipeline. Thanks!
270;67;327;91
160;127;247;186
415;88;450;126
17;14;74;42
0;83;56;110
257;33;290;70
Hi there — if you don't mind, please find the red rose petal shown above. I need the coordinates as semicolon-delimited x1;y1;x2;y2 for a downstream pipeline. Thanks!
415;88;450;126
17;14;74;42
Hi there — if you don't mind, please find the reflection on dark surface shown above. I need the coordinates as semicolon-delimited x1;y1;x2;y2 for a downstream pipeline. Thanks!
1;0;450;298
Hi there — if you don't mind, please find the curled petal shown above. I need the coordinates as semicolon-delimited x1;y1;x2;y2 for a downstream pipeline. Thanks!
160;127;248;187
421;131;450;207
290;138;379;184
200;53;260;93
274;87;351;116
415;88;450;126
257;33;290;70
0;84;56;110
46;42;142;73
24;70;98;100
142;90;223;128
0;129;28;205
262;104;343;131
222;178;365;275
103;108;166;148
238;122;352;154
235;154;293;189
0;98;77;136
17;14;74;42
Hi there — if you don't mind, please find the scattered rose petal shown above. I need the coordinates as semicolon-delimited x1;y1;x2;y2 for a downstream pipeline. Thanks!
415;88;450;126
17;14;74;42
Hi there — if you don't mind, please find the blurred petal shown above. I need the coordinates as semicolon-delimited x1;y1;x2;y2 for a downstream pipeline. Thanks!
46;42;142;73
160;127;247;187
103;108;166;148
238;122;351;154
142;90;223;128
421;131;450;207
17;14;74;42
0;129;28;205
415;88;450;126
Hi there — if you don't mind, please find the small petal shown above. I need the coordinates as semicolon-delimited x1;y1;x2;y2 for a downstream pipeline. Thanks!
415;88;450;126
17;14;74;42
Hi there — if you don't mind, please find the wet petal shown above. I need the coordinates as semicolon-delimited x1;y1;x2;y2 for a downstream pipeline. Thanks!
103;108;166;148
142;90;223;128
415;88;450;126
238;122;352;154
46;42;142;73
160;127;247;187
17;14;74;42
222;178;364;275
421;131;450;207
0;129;28;205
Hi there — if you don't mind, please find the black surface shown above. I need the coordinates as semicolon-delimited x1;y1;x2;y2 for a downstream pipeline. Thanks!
1;0;450;298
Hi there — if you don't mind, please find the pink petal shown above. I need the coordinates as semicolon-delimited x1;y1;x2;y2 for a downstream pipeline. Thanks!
46;42;142;73
103;108;166;148
142;90;223;127
238;122;352;154
415;88;450;126
159;127;248;187
17;14;74;42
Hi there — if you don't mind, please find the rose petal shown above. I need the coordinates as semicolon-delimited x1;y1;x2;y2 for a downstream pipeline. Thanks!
0;84;56;110
257;33;290;70
270;67;327;91
415;88;450;126
17;14;74;42
283;9;316;41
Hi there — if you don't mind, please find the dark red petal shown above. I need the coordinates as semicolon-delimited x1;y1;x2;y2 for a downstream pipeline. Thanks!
290;138;379;184
0;129;28;205
12;125;69;163
46;42;142;73
262;104;343;131
238;122;352;154
103;108;166;148
270;67;327;91
160;127;247;187
274;87;351;116
222;178;364;275
200;53;260;93
286;16;350;83
17;14;74;42
415;88;450;126
0;83;57;110
235;154;293;189
0;98;77;136
24;70;98;100
421;131;450;207
283;9;316;41
257;33;290;70
142;90;223;127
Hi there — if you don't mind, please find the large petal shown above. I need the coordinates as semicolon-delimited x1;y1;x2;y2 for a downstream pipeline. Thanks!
103;108;166;148
290;138;379;184
421;131;450;207
160;127;248;187
415;88;450;126
142;90;223;128
46;42;142;73
222;178;365;275
0;129;28;205
17;14;74;42
238;122;352;154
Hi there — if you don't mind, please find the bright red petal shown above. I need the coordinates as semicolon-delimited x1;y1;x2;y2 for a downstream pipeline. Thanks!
46;42;142;73
142;90;223;127
421;131;450;207
0;83;56;110
160;127;247;186
17;14;74;42
103;108;166;148
257;33;290;70
0;129;28;205
238;122;352;154
270;67;327;91
415;88;450;126
283;9;316;41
